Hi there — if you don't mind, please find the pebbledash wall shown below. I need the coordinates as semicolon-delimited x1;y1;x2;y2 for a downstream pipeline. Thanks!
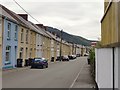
95;47;120;89
2;18;18;69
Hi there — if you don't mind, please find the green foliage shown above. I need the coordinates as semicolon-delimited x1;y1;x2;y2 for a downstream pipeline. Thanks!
46;26;92;46
89;49;95;64
89;48;95;79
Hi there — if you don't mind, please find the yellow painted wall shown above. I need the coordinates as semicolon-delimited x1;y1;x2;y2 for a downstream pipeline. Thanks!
17;26;30;65
61;43;70;56
101;2;118;46
43;36;51;61
118;3;120;43
47;37;51;61
29;30;36;59
53;40;57;62
104;0;110;11
17;25;37;66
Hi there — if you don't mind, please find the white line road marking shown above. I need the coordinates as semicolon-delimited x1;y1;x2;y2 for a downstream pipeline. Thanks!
69;63;85;89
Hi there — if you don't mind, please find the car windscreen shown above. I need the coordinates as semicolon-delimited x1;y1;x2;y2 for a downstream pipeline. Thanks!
34;59;43;62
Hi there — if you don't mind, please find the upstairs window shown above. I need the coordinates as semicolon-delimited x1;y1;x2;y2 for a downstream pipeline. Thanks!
26;30;28;43
7;23;11;40
14;25;18;40
21;29;24;42
30;48;32;58
30;32;32;44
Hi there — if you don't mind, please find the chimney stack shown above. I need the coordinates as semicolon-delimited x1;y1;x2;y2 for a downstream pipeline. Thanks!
36;24;46;30
36;24;43;28
18;14;28;21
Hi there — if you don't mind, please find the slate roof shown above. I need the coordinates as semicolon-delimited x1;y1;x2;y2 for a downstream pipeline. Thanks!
0;4;18;24
1;4;51;38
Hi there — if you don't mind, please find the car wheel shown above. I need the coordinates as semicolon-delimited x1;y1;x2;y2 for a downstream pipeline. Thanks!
31;66;34;69
46;65;48;68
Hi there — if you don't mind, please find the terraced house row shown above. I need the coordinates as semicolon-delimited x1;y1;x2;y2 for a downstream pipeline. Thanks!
0;5;83;69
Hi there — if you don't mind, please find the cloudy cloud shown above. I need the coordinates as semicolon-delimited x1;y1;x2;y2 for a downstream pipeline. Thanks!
1;0;104;40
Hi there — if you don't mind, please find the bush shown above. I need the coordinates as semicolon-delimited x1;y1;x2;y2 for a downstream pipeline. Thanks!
89;48;95;79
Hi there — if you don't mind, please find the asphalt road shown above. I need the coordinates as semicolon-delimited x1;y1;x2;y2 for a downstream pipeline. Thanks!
3;57;87;88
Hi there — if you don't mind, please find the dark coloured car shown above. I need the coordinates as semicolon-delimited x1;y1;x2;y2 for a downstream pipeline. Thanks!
56;56;63;61
31;58;48;69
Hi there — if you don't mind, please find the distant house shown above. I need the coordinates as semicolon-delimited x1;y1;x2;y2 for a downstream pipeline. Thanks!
1;5;19;69
36;24;52;61
95;1;120;89
45;30;58;62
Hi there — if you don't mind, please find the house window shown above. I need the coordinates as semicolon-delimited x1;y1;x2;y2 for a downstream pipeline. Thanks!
14;25;18;40
30;32;32;44
21;29;24;42
30;48;32;58
26;48;28;58
26;30;28;43
19;47;23;59
7;23;11;40
5;46;11;64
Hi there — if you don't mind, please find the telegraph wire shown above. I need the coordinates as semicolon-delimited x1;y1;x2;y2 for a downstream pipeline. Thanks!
12;0;41;24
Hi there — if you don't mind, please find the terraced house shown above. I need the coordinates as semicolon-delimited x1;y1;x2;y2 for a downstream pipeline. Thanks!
46;30;58;62
1;5;19;69
36;24;52;61
62;41;71;56
1;4;84;70
95;1;120;89
5;9;37;66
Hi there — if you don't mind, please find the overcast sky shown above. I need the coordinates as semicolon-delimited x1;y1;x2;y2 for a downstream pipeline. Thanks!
1;0;104;40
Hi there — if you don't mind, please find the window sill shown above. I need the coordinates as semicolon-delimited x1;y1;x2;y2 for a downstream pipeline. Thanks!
5;61;11;65
14;39;18;41
7;38;10;40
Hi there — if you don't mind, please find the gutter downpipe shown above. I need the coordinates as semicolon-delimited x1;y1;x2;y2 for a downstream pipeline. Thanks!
113;47;115;90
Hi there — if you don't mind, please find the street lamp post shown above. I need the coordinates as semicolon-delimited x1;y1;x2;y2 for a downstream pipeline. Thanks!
59;30;63;61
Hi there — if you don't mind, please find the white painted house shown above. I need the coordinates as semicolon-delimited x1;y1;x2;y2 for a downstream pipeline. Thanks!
36;34;43;58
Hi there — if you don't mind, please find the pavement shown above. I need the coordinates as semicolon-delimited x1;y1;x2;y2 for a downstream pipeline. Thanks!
2;61;60;74
2;57;95;88
71;58;95;88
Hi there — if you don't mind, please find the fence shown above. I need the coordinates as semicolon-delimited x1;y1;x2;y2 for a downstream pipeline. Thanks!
95;47;120;89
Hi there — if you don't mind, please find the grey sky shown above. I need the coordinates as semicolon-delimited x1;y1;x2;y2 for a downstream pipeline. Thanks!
1;0;104;40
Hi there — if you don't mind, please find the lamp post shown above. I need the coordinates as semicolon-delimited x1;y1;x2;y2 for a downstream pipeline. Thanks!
59;30;63;61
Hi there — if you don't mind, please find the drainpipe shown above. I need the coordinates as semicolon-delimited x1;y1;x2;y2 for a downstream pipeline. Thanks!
112;47;115;90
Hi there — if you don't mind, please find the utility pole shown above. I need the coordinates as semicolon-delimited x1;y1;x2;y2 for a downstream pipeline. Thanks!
59;30;63;61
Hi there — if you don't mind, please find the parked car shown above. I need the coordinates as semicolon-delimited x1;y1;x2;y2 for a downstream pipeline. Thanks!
84;53;89;56
31;58;48;69
76;54;80;57
68;55;77;60
56;56;63;61
62;55;69;61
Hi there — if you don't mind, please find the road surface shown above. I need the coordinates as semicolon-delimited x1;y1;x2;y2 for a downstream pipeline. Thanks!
3;57;90;88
